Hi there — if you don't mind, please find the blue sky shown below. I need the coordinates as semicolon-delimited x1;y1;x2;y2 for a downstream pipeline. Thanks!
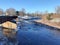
0;0;60;13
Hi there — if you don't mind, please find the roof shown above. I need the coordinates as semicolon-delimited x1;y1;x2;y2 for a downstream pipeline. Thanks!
2;21;17;29
0;16;17;24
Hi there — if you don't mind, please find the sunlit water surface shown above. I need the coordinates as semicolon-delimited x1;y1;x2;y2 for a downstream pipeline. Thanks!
16;20;60;45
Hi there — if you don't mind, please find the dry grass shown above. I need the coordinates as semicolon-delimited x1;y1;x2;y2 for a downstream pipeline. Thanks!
35;14;60;29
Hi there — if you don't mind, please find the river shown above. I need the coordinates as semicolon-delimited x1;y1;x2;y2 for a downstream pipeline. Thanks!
16;20;60;45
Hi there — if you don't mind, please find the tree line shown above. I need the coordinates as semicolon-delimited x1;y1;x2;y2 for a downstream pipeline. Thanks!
0;6;60;17
0;8;26;16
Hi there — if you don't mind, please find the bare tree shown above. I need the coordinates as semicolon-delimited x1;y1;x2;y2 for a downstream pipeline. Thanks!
19;8;26;16
27;13;31;16
31;13;35;17
5;8;16;16
55;6;60;15
44;10;48;15
34;11;38;17
0;8;4;15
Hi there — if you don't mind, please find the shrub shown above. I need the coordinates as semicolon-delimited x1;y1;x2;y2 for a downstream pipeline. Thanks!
46;14;53;20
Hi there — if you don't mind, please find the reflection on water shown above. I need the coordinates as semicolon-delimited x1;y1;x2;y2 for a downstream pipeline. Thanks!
0;26;18;45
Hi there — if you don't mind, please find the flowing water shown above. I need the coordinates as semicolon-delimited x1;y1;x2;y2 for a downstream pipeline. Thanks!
16;20;60;45
0;18;60;45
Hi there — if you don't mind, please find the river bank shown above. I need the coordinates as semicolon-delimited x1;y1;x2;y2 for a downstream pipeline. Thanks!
35;19;60;29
